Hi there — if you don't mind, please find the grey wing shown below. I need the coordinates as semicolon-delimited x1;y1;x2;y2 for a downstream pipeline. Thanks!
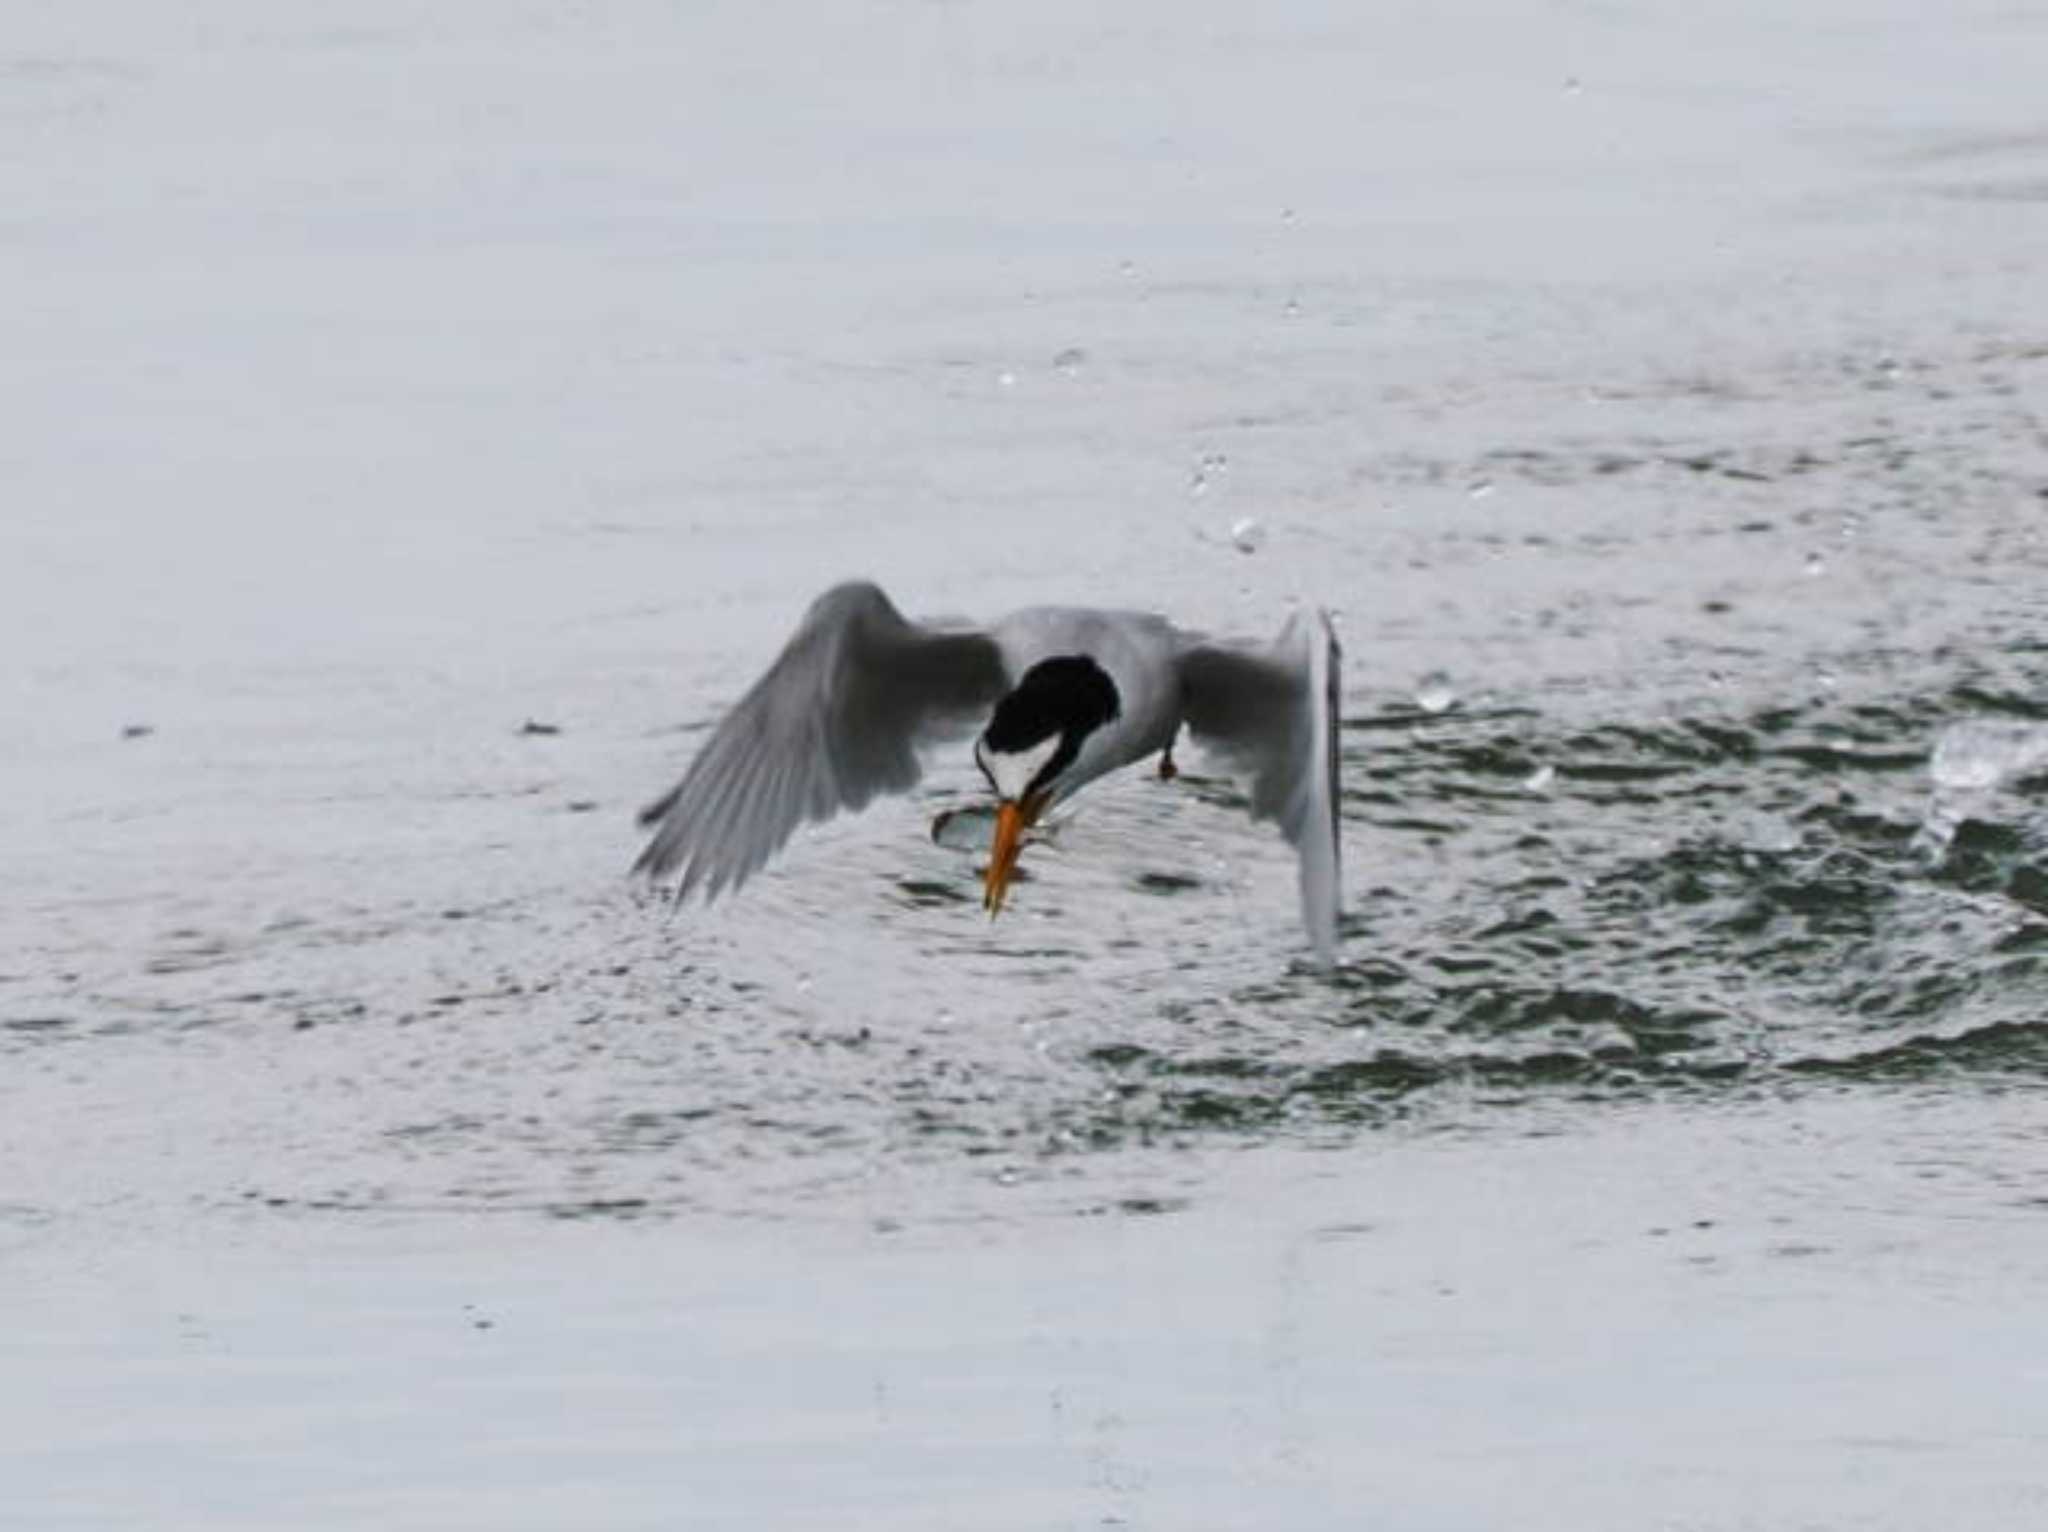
1178;609;1343;964
634;581;1008;901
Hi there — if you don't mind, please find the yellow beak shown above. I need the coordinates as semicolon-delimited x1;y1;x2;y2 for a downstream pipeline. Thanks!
983;793;1045;916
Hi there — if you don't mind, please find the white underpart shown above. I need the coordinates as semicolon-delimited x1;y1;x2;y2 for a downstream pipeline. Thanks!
978;734;1061;802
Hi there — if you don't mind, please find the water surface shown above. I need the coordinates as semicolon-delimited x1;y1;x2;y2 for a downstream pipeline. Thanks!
4;2;2047;1527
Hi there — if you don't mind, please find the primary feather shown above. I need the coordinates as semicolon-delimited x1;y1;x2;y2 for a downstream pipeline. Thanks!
1179;610;1343;963
633;581;1006;901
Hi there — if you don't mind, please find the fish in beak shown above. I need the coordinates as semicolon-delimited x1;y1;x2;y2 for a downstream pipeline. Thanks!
983;791;1049;916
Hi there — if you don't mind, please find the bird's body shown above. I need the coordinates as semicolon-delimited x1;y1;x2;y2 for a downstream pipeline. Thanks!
635;580;1343;963
983;606;1184;794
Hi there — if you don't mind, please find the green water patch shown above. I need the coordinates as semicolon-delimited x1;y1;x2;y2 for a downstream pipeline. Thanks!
1068;683;2048;1141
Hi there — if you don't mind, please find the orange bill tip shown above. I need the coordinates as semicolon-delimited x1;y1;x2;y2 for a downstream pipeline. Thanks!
984;800;1026;916
982;793;1046;917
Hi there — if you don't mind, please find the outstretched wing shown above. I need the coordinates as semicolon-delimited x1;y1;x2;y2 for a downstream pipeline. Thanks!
1177;609;1343;964
634;581;1008;901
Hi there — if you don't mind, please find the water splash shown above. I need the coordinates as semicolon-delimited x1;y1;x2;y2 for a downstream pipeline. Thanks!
1928;719;2048;792
1918;717;2048;858
1413;672;1459;714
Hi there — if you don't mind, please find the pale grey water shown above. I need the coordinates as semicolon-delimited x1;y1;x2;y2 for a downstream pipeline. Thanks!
5;2;2048;1527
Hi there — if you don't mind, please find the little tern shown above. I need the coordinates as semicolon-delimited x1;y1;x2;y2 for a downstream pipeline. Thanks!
633;580;1343;962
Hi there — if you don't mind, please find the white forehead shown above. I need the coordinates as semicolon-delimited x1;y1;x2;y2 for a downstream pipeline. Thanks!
977;734;1061;801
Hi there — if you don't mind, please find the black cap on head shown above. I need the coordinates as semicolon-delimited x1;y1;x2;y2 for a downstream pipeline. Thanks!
983;656;1120;753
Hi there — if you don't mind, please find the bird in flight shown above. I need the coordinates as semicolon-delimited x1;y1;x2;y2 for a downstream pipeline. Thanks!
634;581;1343;963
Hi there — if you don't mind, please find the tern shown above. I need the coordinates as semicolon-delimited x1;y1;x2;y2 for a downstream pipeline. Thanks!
633;581;1343;962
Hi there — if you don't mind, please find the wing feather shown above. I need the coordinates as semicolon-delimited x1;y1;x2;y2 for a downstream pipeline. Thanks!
634;581;1008;899
1178;610;1343;964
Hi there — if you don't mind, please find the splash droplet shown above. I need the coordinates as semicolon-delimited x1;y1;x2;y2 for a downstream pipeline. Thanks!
1230;517;1267;554
1413;672;1458;714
